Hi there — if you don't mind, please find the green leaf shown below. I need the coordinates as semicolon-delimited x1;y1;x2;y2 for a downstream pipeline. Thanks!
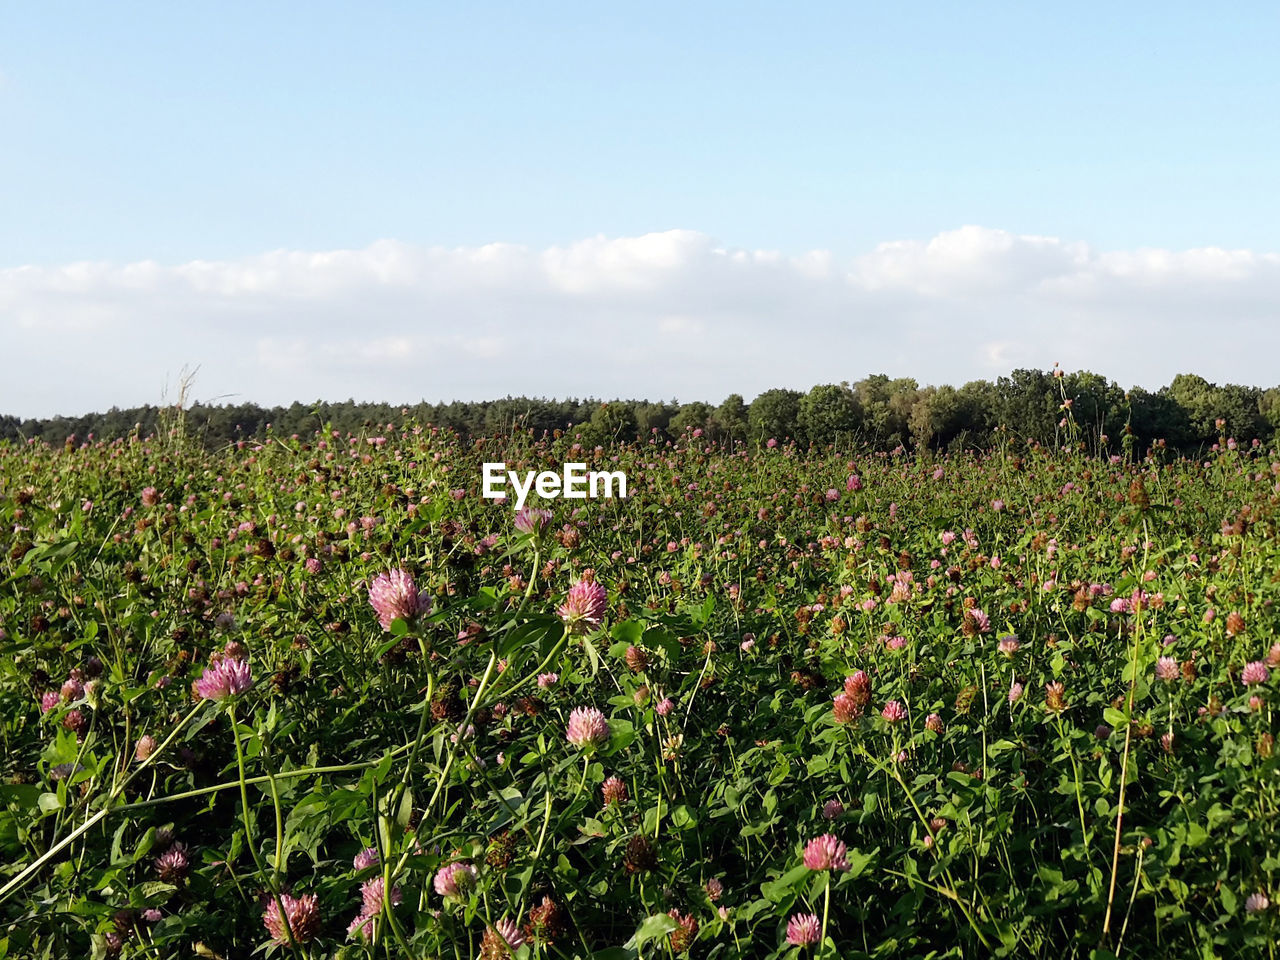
1221;886;1238;915
625;913;679;949
671;804;698;829
611;620;644;645
761;865;810;902
137;881;178;904
846;847;875;878
583;636;601;675
1103;707;1128;728
605;719;635;755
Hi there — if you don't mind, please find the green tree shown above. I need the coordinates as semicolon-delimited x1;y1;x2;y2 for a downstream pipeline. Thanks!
670;402;714;437
713;394;749;443
798;383;858;445
587;402;639;443
993;369;1058;443
635;401;676;440
748;389;804;444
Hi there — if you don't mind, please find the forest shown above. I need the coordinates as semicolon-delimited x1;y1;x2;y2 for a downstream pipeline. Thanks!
4;370;1280;455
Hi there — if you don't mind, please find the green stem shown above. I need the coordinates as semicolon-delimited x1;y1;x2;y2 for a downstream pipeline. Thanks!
512;544;541;619
1104;531;1148;941
386;663;435;834
392;650;499;877
498;627;571;701
0;701;204;904
820;880;832;957
116;754;407;813
230;703;301;957
268;766;286;874
517;788;557;924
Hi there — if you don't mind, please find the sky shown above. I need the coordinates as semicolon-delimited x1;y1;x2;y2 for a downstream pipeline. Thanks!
2;2;1279;418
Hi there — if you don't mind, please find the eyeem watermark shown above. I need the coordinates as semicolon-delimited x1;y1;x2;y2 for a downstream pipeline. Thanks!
482;462;627;510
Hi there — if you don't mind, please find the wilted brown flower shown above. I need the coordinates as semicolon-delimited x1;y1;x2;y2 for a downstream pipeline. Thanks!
1045;682;1066;712
524;896;564;946
668;909;699;953
623;835;658;875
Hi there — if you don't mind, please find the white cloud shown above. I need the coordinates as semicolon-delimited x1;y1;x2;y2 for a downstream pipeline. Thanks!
3;226;1280;418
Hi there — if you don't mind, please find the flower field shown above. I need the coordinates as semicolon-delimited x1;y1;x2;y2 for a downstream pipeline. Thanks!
3;425;1280;959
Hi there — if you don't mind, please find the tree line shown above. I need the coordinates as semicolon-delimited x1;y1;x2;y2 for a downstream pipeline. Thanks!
4;370;1279;455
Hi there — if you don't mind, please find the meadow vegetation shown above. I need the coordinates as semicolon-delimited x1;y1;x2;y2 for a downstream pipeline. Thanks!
3;404;1280;958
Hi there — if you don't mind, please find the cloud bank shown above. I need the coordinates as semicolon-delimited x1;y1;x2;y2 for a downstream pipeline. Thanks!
4;226;1279;418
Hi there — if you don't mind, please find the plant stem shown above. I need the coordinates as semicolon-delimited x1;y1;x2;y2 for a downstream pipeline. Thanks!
229;702;301;956
0;700;205;904
820;879;831;958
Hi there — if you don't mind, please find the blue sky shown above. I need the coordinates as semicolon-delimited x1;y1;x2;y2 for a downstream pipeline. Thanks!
2;3;1279;416
5;2;1278;263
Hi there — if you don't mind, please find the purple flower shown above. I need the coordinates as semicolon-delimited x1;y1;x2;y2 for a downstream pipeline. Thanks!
514;507;552;535
843;671;870;706
558;578;608;633
263;892;320;945
880;700;907;723
368;569;432;631
347;911;375;941
803;834;850;872
832;693;860;723
1156;656;1179;682
135;735;158;762
602;776;628;806
193;658;253;701
352;846;380;871
361;876;404;915
566;706;610;748
965;607;991;633
786;912;821;947
1243;661;1270;686
63;709;87;737
433;862;477;899
492;917;525;950
154;843;189;881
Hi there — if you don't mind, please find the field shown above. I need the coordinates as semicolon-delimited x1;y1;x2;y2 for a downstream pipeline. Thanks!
2;424;1279;959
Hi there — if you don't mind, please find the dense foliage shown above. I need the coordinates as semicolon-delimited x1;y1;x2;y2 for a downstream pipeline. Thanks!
3;413;1280;959
6;368;1280;455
